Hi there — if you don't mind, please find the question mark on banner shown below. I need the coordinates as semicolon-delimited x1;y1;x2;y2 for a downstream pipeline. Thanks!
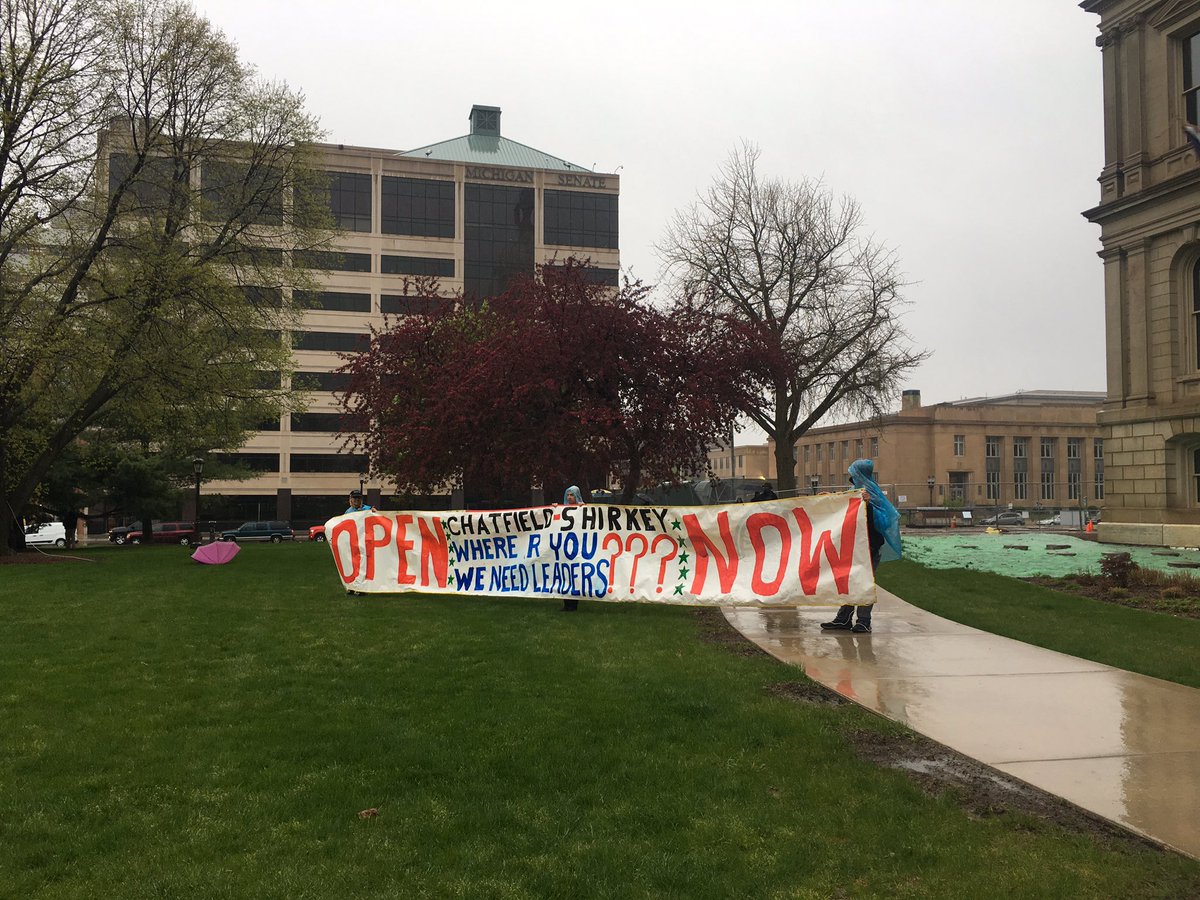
602;533;623;594
624;533;650;594
651;534;679;593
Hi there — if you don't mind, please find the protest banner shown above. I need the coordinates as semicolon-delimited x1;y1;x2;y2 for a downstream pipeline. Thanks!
323;492;876;606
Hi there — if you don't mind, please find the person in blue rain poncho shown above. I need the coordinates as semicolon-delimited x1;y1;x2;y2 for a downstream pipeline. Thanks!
820;458;902;633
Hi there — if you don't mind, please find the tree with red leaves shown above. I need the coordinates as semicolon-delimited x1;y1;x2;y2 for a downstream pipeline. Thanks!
339;262;748;504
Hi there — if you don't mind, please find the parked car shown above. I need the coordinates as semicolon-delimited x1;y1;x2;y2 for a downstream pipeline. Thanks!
127;521;196;545
981;510;1027;527
219;521;294;543
1037;514;1061;526
24;522;67;547
108;521;142;545
309;525;326;542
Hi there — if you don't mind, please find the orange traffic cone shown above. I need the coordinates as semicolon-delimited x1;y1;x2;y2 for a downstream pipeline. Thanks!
1086;520;1094;533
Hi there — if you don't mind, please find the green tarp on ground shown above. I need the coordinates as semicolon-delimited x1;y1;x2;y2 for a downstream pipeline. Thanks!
902;532;1200;578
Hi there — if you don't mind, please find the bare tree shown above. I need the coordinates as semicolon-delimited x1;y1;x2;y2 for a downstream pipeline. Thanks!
0;0;327;552
658;145;928;494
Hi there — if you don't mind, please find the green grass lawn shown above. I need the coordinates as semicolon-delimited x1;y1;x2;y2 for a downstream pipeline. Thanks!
878;560;1200;689
1;544;1197;898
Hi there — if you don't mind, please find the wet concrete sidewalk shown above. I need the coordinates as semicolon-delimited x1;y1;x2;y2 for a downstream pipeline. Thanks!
724;591;1200;860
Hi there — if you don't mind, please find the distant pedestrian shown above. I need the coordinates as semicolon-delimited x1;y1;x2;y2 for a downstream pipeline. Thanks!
753;482;777;502
821;459;901;633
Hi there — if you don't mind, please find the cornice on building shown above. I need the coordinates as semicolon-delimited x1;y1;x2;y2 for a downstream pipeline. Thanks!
799;391;1106;439
1084;154;1200;221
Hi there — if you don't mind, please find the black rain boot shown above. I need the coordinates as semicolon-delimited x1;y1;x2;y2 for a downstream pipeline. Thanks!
820;604;854;630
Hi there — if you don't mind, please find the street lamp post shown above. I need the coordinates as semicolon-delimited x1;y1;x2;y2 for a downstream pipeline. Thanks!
191;457;204;545
810;475;819;495
927;475;935;507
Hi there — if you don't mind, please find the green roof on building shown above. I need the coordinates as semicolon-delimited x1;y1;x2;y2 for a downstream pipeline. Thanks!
399;133;589;171
397;105;595;172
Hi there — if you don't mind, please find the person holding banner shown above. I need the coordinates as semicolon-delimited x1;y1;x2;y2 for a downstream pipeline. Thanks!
561;486;585;611
342;490;375;595
345;489;374;514
821;458;901;633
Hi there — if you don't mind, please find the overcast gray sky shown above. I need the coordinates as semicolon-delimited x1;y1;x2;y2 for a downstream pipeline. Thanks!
191;0;1106;420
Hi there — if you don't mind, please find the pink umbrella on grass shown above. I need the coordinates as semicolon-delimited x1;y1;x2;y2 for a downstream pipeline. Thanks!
192;542;240;565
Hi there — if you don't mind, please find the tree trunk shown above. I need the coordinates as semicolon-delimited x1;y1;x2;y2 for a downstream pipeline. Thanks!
774;430;798;495
621;454;642;504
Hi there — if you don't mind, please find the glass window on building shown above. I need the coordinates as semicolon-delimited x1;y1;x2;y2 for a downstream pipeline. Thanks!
293;371;352;393
241;286;282;308
841;440;849;460
1192;262;1200;369
381;255;455;278
1185;32;1200;131
290;453;370;473
201;159;282;225
325;171;372;232
870;437;879;457
464;183;534;300
294;250;372;273
1014;471;1027;500
213;452;280;472
986;470;1000;501
108;152;178;213
1095;471;1105;501
854;438;863;458
803;445;810;463
985;436;1001;458
1041;437;1056;459
290;412;346;433
1068;470;1081;501
816;444;822;461
1041;470;1055;501
381;294;447;316
543;190;618;249
1067;437;1082;459
1094;438;1104;460
293;291;372;313
381;176;455;238
291;331;369;352
1013;437;1029;458
953;434;965;456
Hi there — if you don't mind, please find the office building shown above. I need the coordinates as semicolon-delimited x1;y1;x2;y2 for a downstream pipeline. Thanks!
199;105;620;524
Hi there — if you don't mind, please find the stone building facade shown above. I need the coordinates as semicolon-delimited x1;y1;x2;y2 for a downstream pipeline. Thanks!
1081;0;1200;546
726;390;1106;513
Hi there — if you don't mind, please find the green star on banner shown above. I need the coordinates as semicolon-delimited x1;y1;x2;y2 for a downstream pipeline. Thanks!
673;584;684;595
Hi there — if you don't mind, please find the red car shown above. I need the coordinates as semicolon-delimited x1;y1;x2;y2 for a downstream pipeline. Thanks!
309;525;326;542
126;521;196;545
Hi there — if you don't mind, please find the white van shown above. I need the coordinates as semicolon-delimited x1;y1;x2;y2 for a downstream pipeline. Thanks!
25;522;67;547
